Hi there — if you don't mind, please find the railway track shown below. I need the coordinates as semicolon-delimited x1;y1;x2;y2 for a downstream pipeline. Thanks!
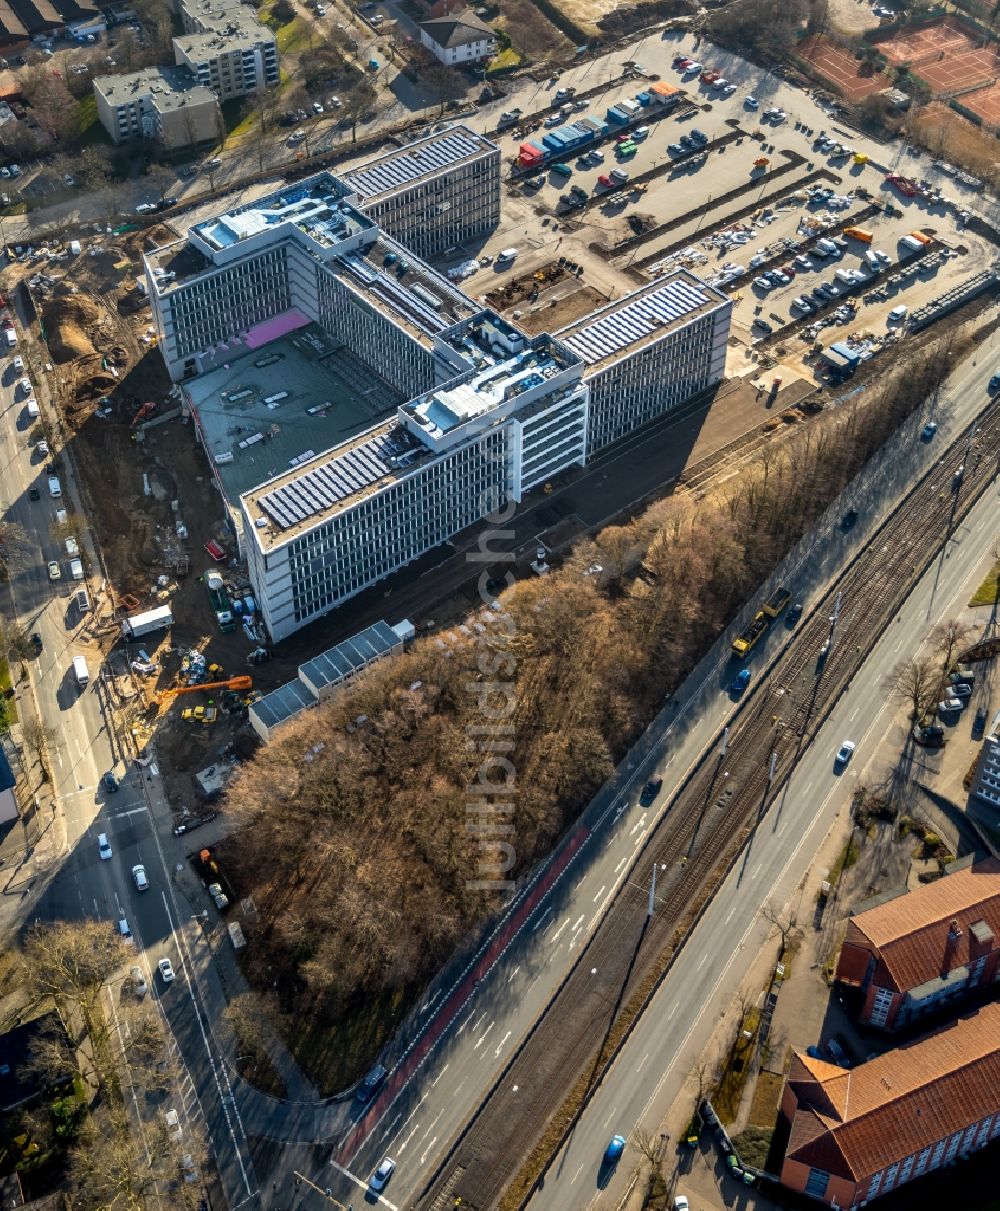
417;398;1000;1211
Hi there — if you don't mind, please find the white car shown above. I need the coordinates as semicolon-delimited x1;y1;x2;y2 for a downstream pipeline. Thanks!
370;1157;396;1191
590;149;604;163
47;560;61;581
164;1108;182;1142
158;957;176;983
98;832;112;860
835;740;856;766
132;863;149;891
135;202;157;214
130;965;147;996
19;376;31;393
745;95;759;109
13;355;23;370
683;62;702;74
674;1198;690;1211
888;304;908;322
312;101;324;114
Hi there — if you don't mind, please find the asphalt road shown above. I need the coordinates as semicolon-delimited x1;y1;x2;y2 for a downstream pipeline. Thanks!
535;418;1000;1210
303;333;1000;1208
0;339;261;1209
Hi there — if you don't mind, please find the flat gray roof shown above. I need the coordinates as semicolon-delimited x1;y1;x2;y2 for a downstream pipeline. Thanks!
299;619;400;692
250;678;317;734
183;325;404;502
557;270;728;372
341;125;497;202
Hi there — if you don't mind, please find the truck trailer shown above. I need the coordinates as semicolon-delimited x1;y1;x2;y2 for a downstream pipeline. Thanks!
121;604;173;641
206;571;235;633
732;611;769;657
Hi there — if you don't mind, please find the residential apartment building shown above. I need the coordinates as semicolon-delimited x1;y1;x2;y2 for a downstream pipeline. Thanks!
557;274;731;453
145;161;730;642
339;125;501;261
174;0;279;101
93;66;221;148
835;856;1000;1030
969;710;1000;808
419;9;497;65
780;1003;1000;1208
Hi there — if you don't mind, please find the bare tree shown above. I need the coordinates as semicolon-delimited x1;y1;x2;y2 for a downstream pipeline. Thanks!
884;655;938;722
20;716;57;777
931;619;972;678
761;900;799;953
341;79;378;144
0;520;34;575
0;623;36;664
68;1102;204;1211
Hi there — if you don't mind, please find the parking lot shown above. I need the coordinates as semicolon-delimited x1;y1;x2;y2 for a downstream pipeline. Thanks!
448;55;999;390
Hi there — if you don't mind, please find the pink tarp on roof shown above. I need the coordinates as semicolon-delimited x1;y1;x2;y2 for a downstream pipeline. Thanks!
245;308;310;349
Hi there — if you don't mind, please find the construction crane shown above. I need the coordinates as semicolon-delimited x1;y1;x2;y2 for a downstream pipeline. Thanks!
158;675;252;706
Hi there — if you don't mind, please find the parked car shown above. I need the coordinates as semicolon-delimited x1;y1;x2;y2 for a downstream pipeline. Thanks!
921;421;938;439
132;863;148;891
752;318;774;335
972;706;988;738
824;1036;851;1067
730;668;751;693
130;965;147;996
640;777;663;806
47;560;61;581
745;95;759;109
98;832;112;860
103;771;120;793
794;255;814;271
157;957;175;983
938;696;963;713
913;724;945;748
952;683;973;700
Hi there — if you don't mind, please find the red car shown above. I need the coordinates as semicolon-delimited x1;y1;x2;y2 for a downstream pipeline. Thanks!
204;540;226;562
674;55;692;68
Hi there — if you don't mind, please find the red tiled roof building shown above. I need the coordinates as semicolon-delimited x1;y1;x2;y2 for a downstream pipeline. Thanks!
835;857;1000;1030
780;1003;1000;1207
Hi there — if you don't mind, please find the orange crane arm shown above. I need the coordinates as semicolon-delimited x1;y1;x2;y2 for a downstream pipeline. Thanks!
160;675;252;701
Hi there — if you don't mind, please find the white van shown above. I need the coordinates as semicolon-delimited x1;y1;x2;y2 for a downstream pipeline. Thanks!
72;655;89;687
816;237;839;257
497;247;519;263
25;400;40;420
65;535;79;558
75;587;90;612
47;476;62;498
864;250;880;271
834;267;854;285
69;558;84;580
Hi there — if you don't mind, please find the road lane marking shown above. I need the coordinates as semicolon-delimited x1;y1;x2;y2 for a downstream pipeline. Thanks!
473;1021;494;1050
328;1159;399;1211
494;1030;511;1058
636;1053;649;1073
725;904;738;924
593;885;606;903
396;1123;420;1155
696;955;708;971
507;965;520;984
378;1113;401;1144
430;1064;449;1088
532;906;553;932
420;1135;438;1166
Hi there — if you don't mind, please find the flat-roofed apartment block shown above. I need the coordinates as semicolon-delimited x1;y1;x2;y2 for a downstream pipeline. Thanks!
557;270;731;453
93;66;222;148
339;125;501;261
174;0;279;100
145;155;731;642
969;710;1000;809
835;856;1000;1030
779;1002;1000;1208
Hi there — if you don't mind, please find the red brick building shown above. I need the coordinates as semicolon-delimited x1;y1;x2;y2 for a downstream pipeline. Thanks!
835;857;1000;1030
780;1003;1000;1207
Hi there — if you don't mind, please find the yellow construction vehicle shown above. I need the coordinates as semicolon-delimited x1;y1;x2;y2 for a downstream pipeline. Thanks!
158;675;252;708
182;706;218;724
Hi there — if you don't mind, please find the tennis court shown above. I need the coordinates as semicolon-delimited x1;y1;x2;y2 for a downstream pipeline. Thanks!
875;15;981;66
961;78;1000;125
920;42;1000;92
798;34;892;101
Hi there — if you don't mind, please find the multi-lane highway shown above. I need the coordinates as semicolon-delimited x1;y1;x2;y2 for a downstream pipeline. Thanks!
308;331;1000;1210
0;328;260;1209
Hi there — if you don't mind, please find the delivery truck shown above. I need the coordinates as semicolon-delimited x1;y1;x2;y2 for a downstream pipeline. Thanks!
121;604;174;641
